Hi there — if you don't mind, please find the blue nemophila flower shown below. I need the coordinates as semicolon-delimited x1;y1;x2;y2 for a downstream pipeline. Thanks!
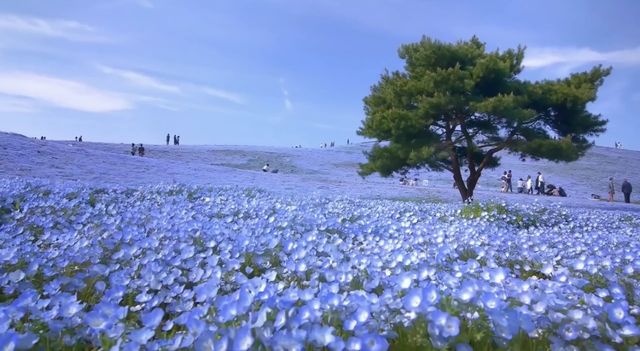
607;302;627;324
309;325;336;347
442;315;461;338
129;327;155;344
395;272;414;289
142;308;164;329
402;288;423;312
560;323;578;341
232;325;254;351
194;330;216;351
619;323;640;337
85;310;109;330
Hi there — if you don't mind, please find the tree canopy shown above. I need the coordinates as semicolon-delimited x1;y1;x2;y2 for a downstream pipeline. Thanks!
358;36;611;202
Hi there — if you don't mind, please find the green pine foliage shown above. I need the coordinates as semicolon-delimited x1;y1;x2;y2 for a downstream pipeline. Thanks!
358;36;611;201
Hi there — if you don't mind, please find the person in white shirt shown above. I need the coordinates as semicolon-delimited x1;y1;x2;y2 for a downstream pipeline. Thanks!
262;163;270;172
525;175;533;194
516;178;524;193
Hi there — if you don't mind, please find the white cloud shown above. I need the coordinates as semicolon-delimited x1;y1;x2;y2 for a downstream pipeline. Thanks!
524;47;640;69
201;87;245;105
0;72;132;112
132;95;180;111
136;0;155;8
279;78;293;111
0;95;38;113
97;65;181;93
0;13;102;41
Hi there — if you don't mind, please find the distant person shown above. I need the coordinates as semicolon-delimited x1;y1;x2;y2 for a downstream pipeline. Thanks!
558;187;567;197
138;144;145;157
173;135;177;145
262;163;270;172
500;171;508;192
75;136;78;142
78;136;83;142
506;170;513;192
131;143;136;156
536;172;544;195
608;177;615;202
166;133;170;145
525;175;533;194
621;179;632;204
516;178;524;193
347;138;350;145
545;184;556;196
177;135;180;145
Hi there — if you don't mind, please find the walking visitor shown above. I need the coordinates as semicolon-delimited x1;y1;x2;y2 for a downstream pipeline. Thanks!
608;177;615;202
526;175;533;194
621;179;632;204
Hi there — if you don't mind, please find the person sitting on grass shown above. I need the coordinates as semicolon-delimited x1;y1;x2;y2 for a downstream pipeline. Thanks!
545;184;556;196
558;187;567;197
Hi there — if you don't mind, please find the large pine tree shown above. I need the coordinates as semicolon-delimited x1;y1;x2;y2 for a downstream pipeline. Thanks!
358;36;610;202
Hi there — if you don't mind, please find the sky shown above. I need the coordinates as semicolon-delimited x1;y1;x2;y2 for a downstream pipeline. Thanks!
0;1;639;149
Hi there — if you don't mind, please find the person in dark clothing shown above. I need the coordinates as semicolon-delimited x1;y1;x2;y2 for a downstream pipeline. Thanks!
78;136;83;142
173;135;177;145
545;184;556;196
131;143;136;156
166;133;170;145
177;136;180;145
138;144;145;157
558;187;567;197
536;172;545;195
622;179;633;204
506;170;513;192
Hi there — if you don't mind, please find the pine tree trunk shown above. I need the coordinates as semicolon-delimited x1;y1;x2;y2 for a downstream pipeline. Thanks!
465;172;480;202
452;167;471;203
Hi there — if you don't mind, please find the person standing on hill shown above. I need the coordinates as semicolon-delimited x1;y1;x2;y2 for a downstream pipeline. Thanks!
536;172;545;195
166;133;170;145
516;178;524;193
526;175;533;194
131;143;136;156
138;144;145;157
608;177;615;202
621;179;632;204
506;170;513;192
500;171;508;192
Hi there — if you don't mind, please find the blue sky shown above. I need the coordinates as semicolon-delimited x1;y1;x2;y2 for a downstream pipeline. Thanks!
1;1;639;149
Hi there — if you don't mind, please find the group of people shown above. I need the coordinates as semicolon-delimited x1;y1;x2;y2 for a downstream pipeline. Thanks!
166;134;180;146
607;178;633;203
320;139;352;148
500;170;567;197
131;143;145;157
262;163;278;173
74;136;83;142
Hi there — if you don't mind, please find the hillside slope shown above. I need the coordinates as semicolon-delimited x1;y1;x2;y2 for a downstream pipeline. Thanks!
1;132;638;211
